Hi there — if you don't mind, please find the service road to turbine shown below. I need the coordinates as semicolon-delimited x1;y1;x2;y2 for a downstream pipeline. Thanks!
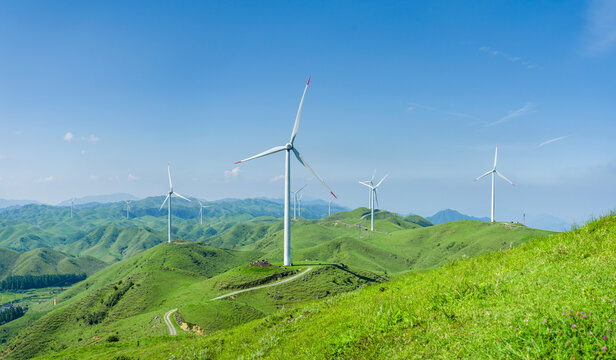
164;308;178;336
164;267;313;335
211;266;313;300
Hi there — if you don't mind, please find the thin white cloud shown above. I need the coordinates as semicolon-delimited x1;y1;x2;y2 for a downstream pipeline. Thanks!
224;167;241;181
586;0;616;55
489;102;534;126
63;132;74;142
0;154;6;160
82;134;100;143
271;175;285;182
81;150;86;155
539;136;568;148
36;176;55;183
479;46;538;69
127;173;138;181
408;103;473;118
0;176;3;181
90;175;98;180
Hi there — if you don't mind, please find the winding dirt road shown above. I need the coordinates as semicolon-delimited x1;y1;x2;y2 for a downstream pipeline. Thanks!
164;267;313;335
163;308;178;335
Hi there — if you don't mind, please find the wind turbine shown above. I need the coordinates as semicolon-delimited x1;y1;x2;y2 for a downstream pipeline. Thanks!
234;77;336;266
125;201;131;219
159;163;193;243
197;200;212;225
474;145;515;223
292;183;308;220
70;198;74;218
359;173;389;231
328;198;335;216
298;192;305;218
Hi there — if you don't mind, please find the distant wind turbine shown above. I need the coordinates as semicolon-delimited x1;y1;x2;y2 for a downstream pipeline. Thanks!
159;163;193;243
234;77;336;266
125;201;131;219
359;173;389;231
292;183;308;220
328;198;335;216
70;198;74;218
474;145;515;223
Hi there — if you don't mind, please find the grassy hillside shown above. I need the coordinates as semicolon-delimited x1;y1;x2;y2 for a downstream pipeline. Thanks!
0;242;261;359
43;214;616;359
0;248;106;279
0;241;386;359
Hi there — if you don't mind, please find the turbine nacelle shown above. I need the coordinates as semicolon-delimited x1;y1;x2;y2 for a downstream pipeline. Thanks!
286;143;293;150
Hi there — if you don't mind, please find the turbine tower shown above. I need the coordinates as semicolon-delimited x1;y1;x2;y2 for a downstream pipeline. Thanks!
159;163;192;243
125;201;131;219
292;183;308;220
359;173;389;231
328;198;335;216
70;198;74;218
474;145;515;223
235;77;336;266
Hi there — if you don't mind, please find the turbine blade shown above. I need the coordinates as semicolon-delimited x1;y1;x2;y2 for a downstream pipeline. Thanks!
375;173;389;188
159;194;170;211
298;183;309;192
474;170;492;181
235;145;287;164
292;147;337;198
290;76;310;144
371;169;376;183
173;192;193;203
496;170;515;186
358;181;373;188
493;145;498;169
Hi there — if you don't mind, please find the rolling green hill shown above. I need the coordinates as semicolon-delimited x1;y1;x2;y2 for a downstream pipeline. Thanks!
0;248;106;280
0;241;385;359
39;214;616;360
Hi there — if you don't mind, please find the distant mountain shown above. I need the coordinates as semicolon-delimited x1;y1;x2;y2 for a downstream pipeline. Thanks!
427;209;490;225
0;199;40;209
57;193;138;206
526;214;571;232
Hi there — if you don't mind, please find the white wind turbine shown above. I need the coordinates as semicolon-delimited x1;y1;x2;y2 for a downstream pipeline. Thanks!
70;198;74;218
235;77;336;266
359;173;389;231
292;183;308;220
159;163;193;243
197;200;212;225
474;145;515;223
125;201;131;219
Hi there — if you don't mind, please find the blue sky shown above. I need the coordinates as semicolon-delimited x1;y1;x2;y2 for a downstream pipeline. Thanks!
0;0;614;224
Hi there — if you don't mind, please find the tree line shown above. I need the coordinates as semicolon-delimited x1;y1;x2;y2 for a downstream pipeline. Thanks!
0;273;87;290
0;305;25;325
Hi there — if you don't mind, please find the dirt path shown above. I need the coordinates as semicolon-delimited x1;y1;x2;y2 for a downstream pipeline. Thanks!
164;267;313;335
210;266;313;301
164;308;178;335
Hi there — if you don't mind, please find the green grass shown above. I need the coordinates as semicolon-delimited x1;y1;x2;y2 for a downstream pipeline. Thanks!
0;248;107;280
34;214;616;359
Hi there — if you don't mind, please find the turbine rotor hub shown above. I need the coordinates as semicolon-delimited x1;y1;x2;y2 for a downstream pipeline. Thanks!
286;143;293;150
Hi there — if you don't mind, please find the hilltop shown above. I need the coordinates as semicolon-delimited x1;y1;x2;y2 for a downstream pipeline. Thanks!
46;214;616;359
0;248;106;280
